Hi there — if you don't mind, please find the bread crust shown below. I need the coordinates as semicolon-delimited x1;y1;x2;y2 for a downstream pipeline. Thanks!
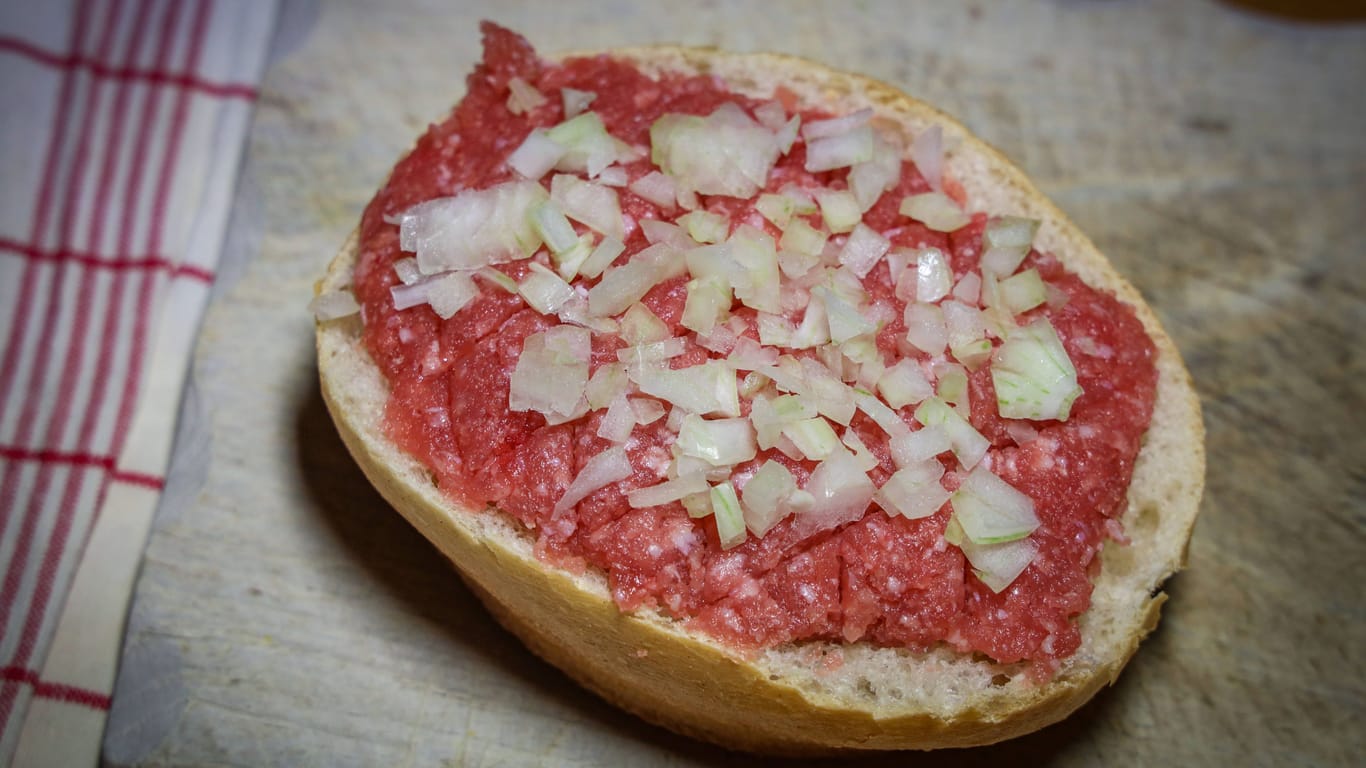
315;46;1204;753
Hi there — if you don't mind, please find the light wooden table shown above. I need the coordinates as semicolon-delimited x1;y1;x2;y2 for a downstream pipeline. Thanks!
103;1;1365;765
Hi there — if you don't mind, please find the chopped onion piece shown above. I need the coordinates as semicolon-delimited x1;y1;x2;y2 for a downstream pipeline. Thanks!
628;471;707;508
617;337;689;366
586;362;629;410
577;236;625;280
999;268;1047;315
552;445;633;515
518;262;576;315
309;290;360;321
508;130;565;180
551;234;596;281
914;397;988;470
783;417;841;461
877;359;934;409
729;225;782;314
780;217;828;257
546;111;620;178
756;312;795;347
813;284;876;344
630;171;678;210
900;192;970;233
475;266;519;293
953;271;982;305
980;216;1040;277
641;218;693;249
506;76;547;114
838;223;891;279
632;359;740;417
958;532;1038;593
853;390;911;439
678;210;729;244
726;337;781;371
427;271;479;319
805;125;875;172
889;424;952;466
595;166;628;187
619;302;669;345
915;247;952;303
710;482;747;549
816;189;862;234
903;301;948;356
651;103;783;199
393;257;422;285
598;393;637;442
399;181;547;273
753;100;788;130
510;326;590;421
841;428;881;472
943;299;990;370
934;361;970;410
789;297;831;349
530;199;580;256
951;465;1039;544
756;193;794;227
677;415;756;466
802;108;873;140
793;450;876;538
800;357;857;426
875;460;949;519
561;87;597;118
909;124;944;191
848;132;903;211
992;317;1082;421
587;245;672;317
682;275;732;334
551;174;625;241
741;460;797;537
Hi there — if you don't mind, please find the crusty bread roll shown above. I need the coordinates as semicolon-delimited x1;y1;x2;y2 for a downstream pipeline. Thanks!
315;44;1204;753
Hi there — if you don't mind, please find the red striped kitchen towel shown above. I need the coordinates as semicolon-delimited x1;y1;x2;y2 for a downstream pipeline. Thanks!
0;1;278;764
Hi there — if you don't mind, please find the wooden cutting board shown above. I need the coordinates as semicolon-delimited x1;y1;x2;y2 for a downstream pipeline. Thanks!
102;1;1364;765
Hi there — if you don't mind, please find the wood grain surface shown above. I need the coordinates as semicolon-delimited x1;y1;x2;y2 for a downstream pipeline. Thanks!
103;1;1365;765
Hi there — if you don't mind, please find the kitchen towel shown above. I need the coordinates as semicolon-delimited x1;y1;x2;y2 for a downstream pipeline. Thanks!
0;0;278;763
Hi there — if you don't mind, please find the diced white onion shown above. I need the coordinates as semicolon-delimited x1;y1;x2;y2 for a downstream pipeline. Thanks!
877;359;934;409
510;326;591;422
616;337;689;366
551;173;625;241
506;76;547;114
958;533;1038;593
992;317;1082;421
889;424;952;466
598;393;637;442
309;290;360;321
915;247;952;303
816;189;862;234
838;223;891;279
710;482;748;549
875;460;949;519
950;465;1039;544
427;271;479;319
903;301;949;356
618;302;670;345
677;414;757;466
909;124;944;191
561;87;597;119
577;236;625;279
393;257;422;285
740;460;798;537
651;103;784;199
399;181;547;273
783;416;841;461
900;192;970;233
681;275;732;334
631;359;740;417
587;245;673;317
586;362;629;410
848;132;903;211
518;262;576;315
805;125;875;172
914;396;989;470
628;470;708;508
553;445;633;515
629;170;678;209
508;130;566;180
980;216;1040;277
792;449;876;538
999;268;1047;315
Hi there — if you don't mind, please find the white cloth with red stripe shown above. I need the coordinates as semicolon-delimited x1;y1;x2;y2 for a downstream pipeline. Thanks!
0;0;278;764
